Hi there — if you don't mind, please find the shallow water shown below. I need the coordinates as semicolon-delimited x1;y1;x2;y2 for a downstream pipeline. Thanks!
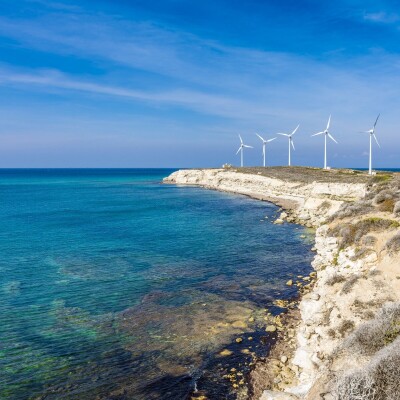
0;169;314;399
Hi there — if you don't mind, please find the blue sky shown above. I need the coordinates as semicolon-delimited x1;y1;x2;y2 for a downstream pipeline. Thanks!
0;0;399;167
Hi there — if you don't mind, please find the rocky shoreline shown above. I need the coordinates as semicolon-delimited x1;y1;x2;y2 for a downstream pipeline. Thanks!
164;167;400;400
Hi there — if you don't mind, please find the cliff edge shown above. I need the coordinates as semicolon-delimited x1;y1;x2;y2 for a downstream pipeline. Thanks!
164;167;400;400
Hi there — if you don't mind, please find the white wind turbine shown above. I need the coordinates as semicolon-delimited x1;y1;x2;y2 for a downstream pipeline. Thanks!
236;134;253;167
256;134;276;167
360;114;380;175
311;115;338;169
277;125;299;166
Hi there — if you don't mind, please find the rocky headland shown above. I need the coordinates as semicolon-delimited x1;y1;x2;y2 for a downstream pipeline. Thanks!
164;166;400;400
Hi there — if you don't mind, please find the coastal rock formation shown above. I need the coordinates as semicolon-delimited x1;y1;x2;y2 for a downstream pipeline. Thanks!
164;167;400;400
163;168;366;227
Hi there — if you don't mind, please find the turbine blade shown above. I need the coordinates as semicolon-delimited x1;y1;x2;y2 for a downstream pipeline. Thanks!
311;131;324;136
373;134;380;148
239;134;243;144
291;140;295;151
291;124;300;136
243;145;253;148
266;137;277;142
358;131;371;133
374;113;380;128
277;133;289;137
328;133;338;144
327;115;331;130
236;147;242;155
256;133;265;142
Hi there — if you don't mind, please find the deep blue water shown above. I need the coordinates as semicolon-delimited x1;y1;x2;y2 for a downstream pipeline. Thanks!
0;169;314;399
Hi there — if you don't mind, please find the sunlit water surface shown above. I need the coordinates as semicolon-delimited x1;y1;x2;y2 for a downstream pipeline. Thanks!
0;169;314;399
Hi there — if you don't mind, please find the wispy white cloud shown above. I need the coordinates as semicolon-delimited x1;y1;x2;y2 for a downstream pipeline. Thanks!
0;0;400;167
363;11;400;24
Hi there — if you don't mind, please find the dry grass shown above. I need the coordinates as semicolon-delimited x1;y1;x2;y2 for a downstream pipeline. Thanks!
378;198;395;212
230;166;376;184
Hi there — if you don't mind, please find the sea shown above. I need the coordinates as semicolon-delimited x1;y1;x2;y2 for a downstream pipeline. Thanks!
0;169;315;399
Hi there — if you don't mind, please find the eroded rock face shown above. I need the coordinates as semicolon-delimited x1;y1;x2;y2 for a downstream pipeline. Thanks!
164;169;400;399
164;169;367;227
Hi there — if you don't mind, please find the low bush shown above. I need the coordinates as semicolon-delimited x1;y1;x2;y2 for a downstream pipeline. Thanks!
344;302;400;356
330;218;400;250
394;200;400;215
335;336;400;400
338;319;355;337
326;274;347;286
386;233;400;255
318;200;331;211
378;198;395;212
341;275;360;294
373;190;394;205
331;200;374;221
362;235;377;247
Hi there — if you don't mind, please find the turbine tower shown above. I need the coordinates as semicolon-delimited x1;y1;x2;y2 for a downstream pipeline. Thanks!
311;115;338;169
277;125;299;166
360;114;380;175
255;133;276;167
236;134;253;167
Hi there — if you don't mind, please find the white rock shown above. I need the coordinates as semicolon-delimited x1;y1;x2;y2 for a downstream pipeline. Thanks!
260;391;299;400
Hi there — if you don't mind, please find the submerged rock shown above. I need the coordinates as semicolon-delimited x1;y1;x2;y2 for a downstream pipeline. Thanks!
266;325;277;332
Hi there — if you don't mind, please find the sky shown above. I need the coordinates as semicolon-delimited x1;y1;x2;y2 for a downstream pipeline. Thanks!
0;0;399;168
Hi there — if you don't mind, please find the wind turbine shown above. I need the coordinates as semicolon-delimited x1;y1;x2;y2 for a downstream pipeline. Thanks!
256;134;276;167
311;115;338;169
236;134;253;167
360;114;380;175
277;125;299;166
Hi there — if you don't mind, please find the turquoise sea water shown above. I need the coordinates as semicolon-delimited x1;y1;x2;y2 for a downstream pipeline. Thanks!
0;169;314;399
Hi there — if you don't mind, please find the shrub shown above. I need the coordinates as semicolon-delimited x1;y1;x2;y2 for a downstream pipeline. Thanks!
373;190;394;205
330;218;400;250
332;200;374;221
318;200;331;211
386;233;400;255
326;274;347;286
378;198;395;212
341;275;360;294
394;200;400;215
338;319;355;337
334;336;400;400
344;302;400;356
362;236;377;247
350;247;374;261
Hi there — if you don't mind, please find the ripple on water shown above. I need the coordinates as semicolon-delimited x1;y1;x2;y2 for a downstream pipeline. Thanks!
0;169;314;399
